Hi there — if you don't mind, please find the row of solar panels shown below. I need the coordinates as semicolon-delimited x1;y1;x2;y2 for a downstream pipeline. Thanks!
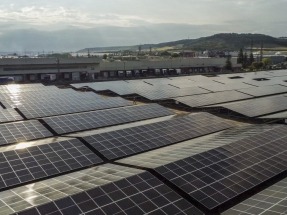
71;70;287;100
0;104;174;144
0;111;236;214
1;88;286;120
2;116;287;214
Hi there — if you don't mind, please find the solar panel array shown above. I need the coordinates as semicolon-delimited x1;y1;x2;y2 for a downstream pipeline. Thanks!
1;76;287;214
43;104;174;134
212;94;287;117
135;87;210;100
224;177;287;215
71;80;128;91
0;164;143;214
16;172;203;215
0;138;102;190
17;97;131;119
118;125;277;169
175;91;253;107
198;82;252;92
1;90;102;108
260;110;287;119
0;120;52;146
83;113;234;160
0;109;23;123
237;85;287;97
155;126;287;211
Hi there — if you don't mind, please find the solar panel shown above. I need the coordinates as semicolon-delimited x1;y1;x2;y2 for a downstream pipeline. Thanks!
17;97;132;119
155;125;287;211
136;87;210;100
16;172;203;215
198;83;252;92
118;125;277;169
1;90;102;108
242;78;283;87
71;81;128;91
175;91;253;108
211;95;287;117
0;109;23;123
43;103;174;134
0;138;102;190
260;111;287;119
84;113;234;160
0;164;143;214
0;120;53;146
237;85;287;97
266;69;287;77
223;176;287;215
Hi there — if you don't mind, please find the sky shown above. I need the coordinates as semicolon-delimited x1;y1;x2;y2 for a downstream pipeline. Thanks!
0;0;286;52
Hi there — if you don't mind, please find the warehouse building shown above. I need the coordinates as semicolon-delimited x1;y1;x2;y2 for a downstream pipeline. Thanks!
0;57;240;82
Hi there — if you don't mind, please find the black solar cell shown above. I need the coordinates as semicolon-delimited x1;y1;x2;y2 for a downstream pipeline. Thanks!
155;126;287;211
0;139;102;190
212;95;287;117
15;172;203;215
17;97;131;119
0;109;23;123
0;120;52;146
84;113;234;160
43;104;174;134
175;91;252;107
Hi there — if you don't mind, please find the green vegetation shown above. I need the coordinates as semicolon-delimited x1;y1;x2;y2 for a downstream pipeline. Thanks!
46;53;72;58
102;54;108;59
237;50;274;71
237;48;244;64
79;33;287;53
224;55;233;70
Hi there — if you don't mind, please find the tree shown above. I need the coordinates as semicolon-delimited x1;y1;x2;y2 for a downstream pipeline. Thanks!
262;58;271;68
243;52;248;68
249;52;254;65
224;55;232;70
160;51;171;56
250;62;263;70
171;53;180;58
102;54;108;60
237;48;244;64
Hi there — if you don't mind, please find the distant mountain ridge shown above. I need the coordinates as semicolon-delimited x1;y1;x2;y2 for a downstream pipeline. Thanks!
79;33;287;52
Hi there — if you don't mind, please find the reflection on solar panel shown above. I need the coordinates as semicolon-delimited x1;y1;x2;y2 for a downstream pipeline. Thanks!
71;81;128;91
223;177;287;215
0;139;102;190
0;90;102;108
155;126;287;211
242;78;283;87
0;109;23;123
136;87;210;100
267;69;287;77
118;125;276;168
212;95;287;117
84;113;234;160
175;91;252;107
18;97;131;119
43;104;174;134
237;85;287;97
198;83;251;92
260;111;287;119
16;172;203;215
0;121;52;146
0;164;143;214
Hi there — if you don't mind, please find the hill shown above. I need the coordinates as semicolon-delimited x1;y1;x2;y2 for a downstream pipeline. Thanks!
78;33;287;52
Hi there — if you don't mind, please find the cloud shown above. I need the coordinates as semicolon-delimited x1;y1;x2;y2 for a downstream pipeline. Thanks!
0;5;153;30
0;0;286;52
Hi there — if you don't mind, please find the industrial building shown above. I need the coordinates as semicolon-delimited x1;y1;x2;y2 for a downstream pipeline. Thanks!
0;57;240;82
